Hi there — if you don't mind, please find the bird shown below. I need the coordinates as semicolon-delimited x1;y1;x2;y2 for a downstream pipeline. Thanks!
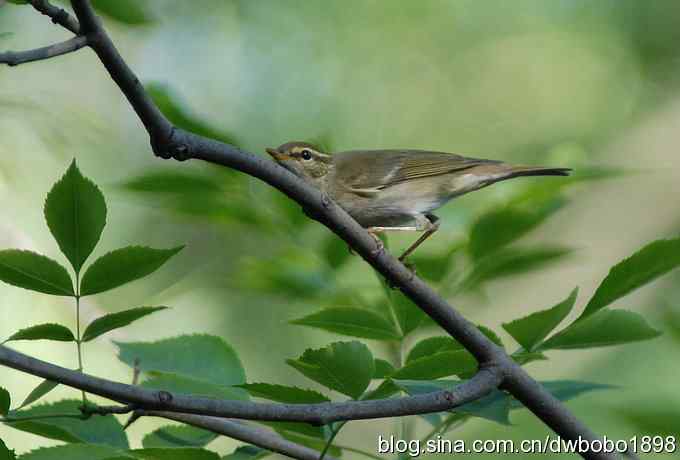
266;141;571;261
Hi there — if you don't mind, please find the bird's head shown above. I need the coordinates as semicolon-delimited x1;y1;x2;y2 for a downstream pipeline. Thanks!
266;141;332;183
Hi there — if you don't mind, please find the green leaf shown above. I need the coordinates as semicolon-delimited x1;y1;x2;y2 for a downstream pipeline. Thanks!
503;288;578;351
286;341;374;399
6;1;28;4
290;307;400;340
0;439;16;460
320;233;352;269
142;373;247;401
142;425;217;449
82;306;168;342
5;324;74;343
90;0;154;25
463;246;571;289
617;406;680;438
510;380;613;409
116;334;245;387
221;445;265;460
130;448;220;460
235;383;329;403
7;400;128;449
80;246;183;296
0;250;73;296
540;309;661;350
18;380;59;409
373;358;396;379
468;200;564;260
392;350;478;380
406;326;502;364
582;237;680;318
393;379;510;425
406;336;462;363
18;445;121;460
0;387;10;416
146;83;238;145
363;380;401;400
511;351;548;366
390;292;426;337
44;160;107;273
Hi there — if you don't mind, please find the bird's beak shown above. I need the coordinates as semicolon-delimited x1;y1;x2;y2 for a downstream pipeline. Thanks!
266;147;290;161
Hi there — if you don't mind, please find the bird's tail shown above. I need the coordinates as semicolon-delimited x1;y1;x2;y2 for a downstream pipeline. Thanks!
503;165;572;179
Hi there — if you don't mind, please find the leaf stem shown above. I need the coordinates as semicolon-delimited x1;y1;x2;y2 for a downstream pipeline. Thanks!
319;421;344;460
74;272;86;403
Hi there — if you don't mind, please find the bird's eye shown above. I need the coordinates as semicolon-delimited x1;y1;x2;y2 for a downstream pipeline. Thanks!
300;149;312;160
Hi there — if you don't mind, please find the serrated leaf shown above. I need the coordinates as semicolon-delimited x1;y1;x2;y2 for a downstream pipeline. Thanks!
142;373;247;401
540;309;661;350
373;358;395;379
146;83;238;145
406;326;502;364
80;246;183;296
221;445;265;460
511;351;548;366
131;448;220;460
263;420;325;440
44;160;107;273
90;0;154;25
18;380;58;409
393;379;510;425
390;292;426;337
582;237;680;318
7;399;128;449
290;307;400;340
142;425;217;449
406;336;462;363
503;288;578;351
363;379;400;400
18;445;121;460
5;324;74;343
286;341;374;399
0;387;10;416
82;306;167;342
0;250;73;296
235;383;329;403
116;334;245;387
468;200;564;260
463;246;571;289
392;350;477;380
0;439;16;460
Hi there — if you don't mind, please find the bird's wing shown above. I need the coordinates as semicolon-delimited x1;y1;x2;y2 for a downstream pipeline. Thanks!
334;150;499;194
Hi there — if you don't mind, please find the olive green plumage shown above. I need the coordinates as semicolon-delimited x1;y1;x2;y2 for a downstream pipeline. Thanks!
266;141;570;260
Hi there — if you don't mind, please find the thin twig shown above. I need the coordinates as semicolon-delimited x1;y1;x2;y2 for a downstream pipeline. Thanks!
0;36;88;66
29;0;80;34
141;410;342;460
0;345;501;424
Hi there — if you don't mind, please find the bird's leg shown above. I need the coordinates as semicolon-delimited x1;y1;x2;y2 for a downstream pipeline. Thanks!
398;214;440;262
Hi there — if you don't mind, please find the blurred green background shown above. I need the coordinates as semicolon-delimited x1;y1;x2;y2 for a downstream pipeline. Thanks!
2;0;680;458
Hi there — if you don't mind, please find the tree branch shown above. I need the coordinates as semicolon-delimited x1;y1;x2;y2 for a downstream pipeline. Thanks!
0;35;88;66
29;0;80;35
139;411;341;460
0;345;501;424
0;1;618;459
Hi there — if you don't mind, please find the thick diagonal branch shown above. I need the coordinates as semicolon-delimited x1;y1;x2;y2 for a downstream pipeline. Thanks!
0;345;501;424
0;36;88;66
140;411;341;460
